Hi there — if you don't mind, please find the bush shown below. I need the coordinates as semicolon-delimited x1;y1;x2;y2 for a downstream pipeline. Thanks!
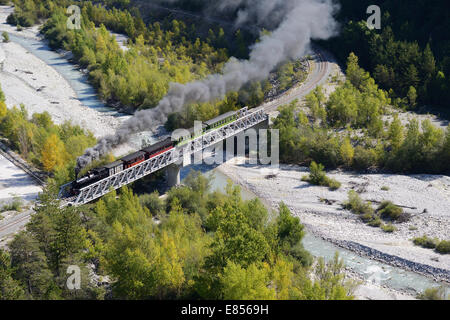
381;186;389;191
413;235;438;249
302;161;341;190
436;240;450;254
377;201;404;221
367;217;382;227
139;191;164;217
381;223;397;233
0;197;23;212
417;286;448;300
2;31;9;43
6;13;17;26
343;190;374;215
352;146;378;171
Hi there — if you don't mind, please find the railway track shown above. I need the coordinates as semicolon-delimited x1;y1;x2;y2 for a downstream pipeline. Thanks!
0;142;46;186
0;211;32;239
262;49;330;113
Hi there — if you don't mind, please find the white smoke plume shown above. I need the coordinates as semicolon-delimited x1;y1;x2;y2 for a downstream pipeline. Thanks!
76;0;339;171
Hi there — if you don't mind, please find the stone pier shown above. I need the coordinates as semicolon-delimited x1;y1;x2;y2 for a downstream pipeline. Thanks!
166;163;181;187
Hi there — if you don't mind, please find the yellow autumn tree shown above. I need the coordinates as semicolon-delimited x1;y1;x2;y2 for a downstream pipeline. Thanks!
340;137;354;167
0;101;6;119
41;134;67;172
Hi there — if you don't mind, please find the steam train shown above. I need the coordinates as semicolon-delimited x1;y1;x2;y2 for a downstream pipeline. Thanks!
71;108;248;195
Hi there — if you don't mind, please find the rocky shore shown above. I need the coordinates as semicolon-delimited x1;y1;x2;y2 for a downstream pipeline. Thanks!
216;159;450;283
324;237;450;283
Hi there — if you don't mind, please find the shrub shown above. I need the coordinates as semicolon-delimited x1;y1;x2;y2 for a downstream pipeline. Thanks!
436;240;450;254
367;217;382;227
417;286;448;300
0;197;23;212
377;201;404;221
413;235;438;249
352;146;378;171
381;186;389;191
2;31;9;43
381;223;396;233
302;161;341;190
343;190;374;215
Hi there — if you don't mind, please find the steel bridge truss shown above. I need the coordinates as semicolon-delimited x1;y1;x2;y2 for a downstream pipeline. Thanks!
59;107;268;206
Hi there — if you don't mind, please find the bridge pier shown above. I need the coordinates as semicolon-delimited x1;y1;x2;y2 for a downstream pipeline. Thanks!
166;163;181;187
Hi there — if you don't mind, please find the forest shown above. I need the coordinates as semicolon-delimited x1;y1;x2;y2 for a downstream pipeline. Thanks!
273;53;450;174
0;172;356;300
324;0;450;113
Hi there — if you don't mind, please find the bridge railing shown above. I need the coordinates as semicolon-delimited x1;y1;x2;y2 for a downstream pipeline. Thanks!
60;107;267;206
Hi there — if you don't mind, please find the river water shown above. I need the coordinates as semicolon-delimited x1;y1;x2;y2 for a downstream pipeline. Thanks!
10;30;448;298
183;166;449;296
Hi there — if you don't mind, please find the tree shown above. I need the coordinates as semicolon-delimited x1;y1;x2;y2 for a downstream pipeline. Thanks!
0;101;6;119
346;53;370;90
388;114;404;151
0;249;25;300
9;232;57;299
276;202;305;251
340;137;354;167
41;134;66;172
407;86;417;108
220;261;275;300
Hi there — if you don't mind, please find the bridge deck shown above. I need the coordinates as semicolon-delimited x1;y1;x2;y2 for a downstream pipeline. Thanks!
59;107;268;206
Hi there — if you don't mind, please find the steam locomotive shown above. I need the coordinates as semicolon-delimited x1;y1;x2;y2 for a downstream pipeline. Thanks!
71;108;248;195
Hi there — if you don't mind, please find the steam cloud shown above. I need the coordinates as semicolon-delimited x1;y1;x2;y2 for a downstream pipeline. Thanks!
76;0;339;171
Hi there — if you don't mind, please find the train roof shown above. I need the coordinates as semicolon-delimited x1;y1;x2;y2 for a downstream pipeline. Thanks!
203;110;238;126
142;137;173;153
121;151;146;162
103;161;123;169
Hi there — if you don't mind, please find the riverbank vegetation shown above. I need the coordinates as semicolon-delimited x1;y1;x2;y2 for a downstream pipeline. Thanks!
0;84;97;186
0;172;356;300
301;161;341;190
413;236;450;255
417;286;449;300
342;190;409;232
273;53;450;175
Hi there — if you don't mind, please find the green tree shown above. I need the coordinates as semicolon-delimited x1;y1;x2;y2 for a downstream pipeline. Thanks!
220;261;275;300
407;86;417;108
340;137;354;167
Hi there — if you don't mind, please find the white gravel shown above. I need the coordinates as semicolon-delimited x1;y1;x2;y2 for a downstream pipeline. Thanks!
217;159;450;272
0;39;124;139
0;154;41;202
0;5;138;156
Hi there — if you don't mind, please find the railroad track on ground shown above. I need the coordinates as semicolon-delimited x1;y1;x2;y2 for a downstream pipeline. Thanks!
0;141;46;186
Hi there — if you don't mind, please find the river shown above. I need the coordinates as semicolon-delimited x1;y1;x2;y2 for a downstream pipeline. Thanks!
9;28;449;299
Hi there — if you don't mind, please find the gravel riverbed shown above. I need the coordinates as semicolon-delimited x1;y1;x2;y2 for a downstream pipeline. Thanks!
216;159;450;282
